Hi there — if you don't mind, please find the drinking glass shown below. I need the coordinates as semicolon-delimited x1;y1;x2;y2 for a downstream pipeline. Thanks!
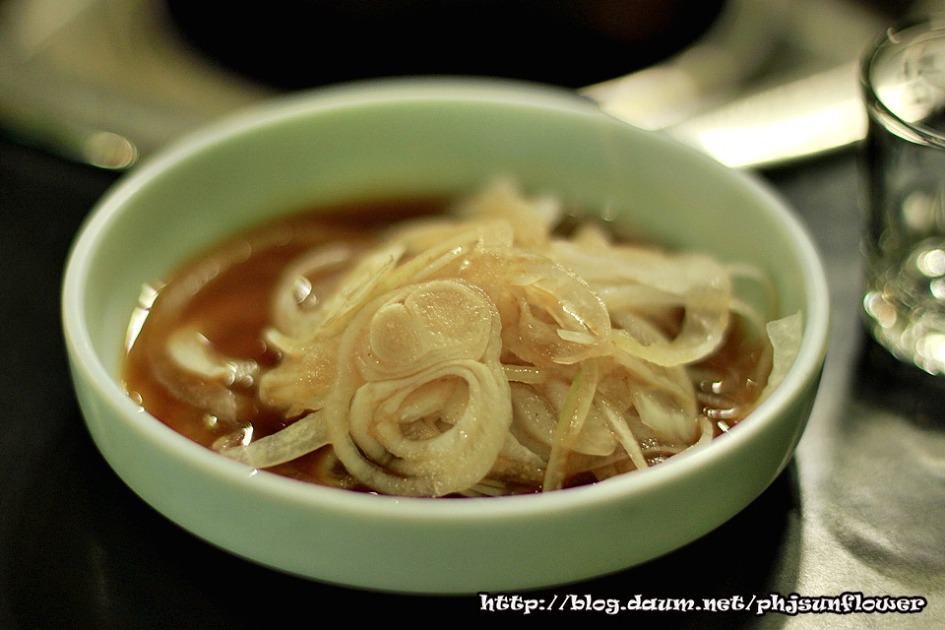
860;14;945;376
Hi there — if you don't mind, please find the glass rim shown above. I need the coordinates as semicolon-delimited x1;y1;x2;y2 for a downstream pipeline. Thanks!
859;13;945;149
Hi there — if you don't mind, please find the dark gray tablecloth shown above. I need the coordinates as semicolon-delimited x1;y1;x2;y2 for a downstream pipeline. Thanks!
3;121;943;628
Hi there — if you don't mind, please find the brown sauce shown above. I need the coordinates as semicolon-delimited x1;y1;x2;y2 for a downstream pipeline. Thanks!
123;198;771;493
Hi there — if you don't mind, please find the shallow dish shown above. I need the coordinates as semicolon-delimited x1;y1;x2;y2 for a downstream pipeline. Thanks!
62;78;829;594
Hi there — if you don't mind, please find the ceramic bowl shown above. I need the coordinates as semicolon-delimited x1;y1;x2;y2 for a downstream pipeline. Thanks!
62;78;830;594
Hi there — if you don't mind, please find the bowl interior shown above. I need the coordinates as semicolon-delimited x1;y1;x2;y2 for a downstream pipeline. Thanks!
63;78;829;593
78;80;817;373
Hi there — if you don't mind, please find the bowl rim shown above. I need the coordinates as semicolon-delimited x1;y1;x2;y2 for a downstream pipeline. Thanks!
62;76;831;522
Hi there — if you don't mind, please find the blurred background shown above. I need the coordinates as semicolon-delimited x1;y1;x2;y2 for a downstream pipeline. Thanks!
0;0;926;170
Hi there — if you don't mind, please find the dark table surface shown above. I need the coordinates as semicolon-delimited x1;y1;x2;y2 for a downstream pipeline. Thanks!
4;116;944;630
2;3;944;627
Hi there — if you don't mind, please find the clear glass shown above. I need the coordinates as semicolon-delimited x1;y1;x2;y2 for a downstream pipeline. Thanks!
860;14;945;376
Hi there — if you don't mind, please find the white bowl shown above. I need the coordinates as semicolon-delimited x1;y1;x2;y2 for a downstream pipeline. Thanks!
62;78;829;594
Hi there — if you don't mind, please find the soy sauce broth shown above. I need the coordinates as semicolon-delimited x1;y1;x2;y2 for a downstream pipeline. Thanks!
123;197;771;491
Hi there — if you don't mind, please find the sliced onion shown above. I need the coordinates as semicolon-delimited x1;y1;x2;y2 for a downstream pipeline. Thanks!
207;178;797;496
337;359;511;496
221;412;330;468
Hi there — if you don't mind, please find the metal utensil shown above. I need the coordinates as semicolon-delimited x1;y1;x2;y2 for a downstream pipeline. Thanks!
582;0;888;167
